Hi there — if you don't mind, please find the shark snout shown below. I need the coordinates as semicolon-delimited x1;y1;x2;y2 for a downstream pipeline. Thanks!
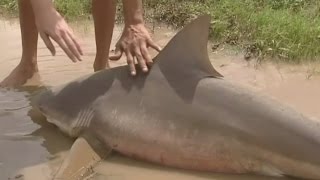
30;87;80;137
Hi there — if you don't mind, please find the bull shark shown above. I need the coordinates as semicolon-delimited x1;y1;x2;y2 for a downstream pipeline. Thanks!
31;15;320;180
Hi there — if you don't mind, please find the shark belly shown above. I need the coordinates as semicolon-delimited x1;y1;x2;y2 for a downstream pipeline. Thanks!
88;77;273;175
90;77;320;179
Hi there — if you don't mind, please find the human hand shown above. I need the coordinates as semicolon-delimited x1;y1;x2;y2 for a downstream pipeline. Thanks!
109;24;161;76
31;0;83;62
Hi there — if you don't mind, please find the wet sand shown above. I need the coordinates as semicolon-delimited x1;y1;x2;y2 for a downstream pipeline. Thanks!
1;17;320;180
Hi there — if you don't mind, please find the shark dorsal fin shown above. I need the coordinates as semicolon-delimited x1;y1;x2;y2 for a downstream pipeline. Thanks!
153;14;223;78
148;14;223;102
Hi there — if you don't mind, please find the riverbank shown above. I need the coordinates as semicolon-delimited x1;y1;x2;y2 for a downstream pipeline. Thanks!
1;0;320;63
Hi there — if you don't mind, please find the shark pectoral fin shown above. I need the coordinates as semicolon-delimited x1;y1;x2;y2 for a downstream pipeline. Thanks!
53;134;112;180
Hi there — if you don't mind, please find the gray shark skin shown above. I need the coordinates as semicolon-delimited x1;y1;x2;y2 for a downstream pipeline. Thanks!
31;15;320;180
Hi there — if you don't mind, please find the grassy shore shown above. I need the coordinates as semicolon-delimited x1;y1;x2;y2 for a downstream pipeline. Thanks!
1;0;320;62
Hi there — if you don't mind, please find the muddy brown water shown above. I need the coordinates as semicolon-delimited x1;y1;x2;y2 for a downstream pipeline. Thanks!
1;17;320;180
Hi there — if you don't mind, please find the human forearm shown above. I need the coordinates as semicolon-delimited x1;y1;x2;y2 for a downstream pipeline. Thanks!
122;0;144;26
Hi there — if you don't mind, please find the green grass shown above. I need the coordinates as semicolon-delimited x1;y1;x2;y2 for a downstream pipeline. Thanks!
1;0;320;62
54;0;91;19
0;0;92;19
0;0;18;14
146;0;320;62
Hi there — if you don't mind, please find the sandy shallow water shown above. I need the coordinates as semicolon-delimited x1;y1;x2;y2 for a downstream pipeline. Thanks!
1;17;320;180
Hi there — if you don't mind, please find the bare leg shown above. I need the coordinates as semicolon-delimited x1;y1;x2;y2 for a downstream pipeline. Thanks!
0;0;39;88
92;0;117;71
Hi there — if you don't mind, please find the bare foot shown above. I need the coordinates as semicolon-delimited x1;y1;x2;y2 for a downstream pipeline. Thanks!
0;63;38;88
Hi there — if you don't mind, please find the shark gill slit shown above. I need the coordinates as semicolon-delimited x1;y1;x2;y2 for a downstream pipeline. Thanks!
72;108;94;135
